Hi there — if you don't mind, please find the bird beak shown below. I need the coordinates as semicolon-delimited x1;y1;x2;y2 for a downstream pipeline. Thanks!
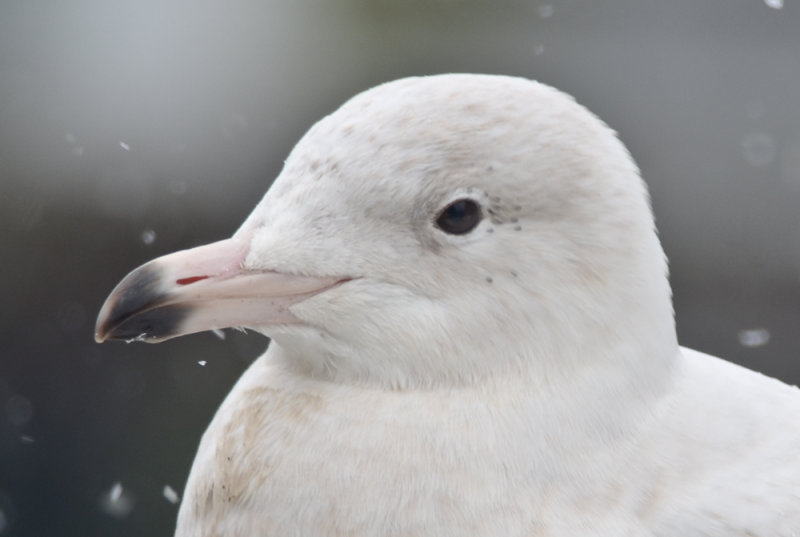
94;237;343;343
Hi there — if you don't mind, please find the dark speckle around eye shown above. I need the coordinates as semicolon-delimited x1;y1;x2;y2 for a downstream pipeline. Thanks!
486;277;493;284
514;225;522;231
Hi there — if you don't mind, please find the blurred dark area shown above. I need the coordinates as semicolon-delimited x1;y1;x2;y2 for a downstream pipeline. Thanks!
1;0;798;535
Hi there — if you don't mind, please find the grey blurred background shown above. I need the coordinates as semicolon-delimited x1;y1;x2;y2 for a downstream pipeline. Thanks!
1;0;798;535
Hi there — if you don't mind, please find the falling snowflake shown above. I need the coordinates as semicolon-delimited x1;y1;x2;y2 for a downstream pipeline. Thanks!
740;131;776;167
737;328;770;348
101;481;135;518
163;485;180;504
141;229;156;245
537;4;554;18
110;482;123;502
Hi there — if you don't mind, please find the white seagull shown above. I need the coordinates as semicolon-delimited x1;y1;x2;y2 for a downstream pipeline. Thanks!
95;74;800;537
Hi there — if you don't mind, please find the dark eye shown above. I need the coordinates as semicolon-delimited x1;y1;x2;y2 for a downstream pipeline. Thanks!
435;199;482;235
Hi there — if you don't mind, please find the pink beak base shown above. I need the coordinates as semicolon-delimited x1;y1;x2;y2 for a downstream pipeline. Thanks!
94;237;343;343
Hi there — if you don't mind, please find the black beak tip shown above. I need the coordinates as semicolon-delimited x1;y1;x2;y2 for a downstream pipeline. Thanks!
95;263;190;344
98;305;192;343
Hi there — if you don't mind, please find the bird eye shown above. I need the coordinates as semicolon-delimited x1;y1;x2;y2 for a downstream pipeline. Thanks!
435;199;482;235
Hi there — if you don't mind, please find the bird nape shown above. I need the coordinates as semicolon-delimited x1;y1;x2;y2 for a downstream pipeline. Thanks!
95;74;800;537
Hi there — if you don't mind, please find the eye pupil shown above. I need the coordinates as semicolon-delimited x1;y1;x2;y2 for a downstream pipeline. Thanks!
436;199;482;235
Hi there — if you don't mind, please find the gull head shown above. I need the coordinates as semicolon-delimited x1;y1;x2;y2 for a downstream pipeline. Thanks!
95;74;677;387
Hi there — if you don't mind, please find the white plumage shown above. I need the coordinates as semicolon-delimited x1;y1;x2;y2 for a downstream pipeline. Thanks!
95;74;800;536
